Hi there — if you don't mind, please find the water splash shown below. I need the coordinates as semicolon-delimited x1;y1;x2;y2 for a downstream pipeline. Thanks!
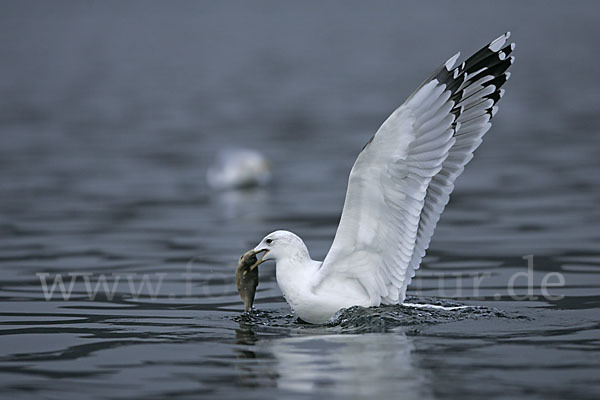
327;297;521;333
233;297;525;335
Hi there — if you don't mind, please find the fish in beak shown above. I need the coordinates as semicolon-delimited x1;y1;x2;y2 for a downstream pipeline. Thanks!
235;249;267;312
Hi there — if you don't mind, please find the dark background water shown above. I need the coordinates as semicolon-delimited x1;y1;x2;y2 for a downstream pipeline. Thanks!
1;1;599;399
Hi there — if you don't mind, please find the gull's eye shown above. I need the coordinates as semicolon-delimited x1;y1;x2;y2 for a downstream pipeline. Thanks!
266;238;273;244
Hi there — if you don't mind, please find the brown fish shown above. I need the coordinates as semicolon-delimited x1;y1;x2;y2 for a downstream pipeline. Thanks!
236;250;262;312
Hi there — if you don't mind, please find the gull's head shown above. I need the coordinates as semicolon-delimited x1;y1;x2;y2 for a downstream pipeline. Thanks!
253;230;309;263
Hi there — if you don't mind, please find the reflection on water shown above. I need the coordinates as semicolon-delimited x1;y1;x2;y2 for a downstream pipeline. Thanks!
261;333;427;398
212;188;272;221
233;319;429;399
1;1;600;399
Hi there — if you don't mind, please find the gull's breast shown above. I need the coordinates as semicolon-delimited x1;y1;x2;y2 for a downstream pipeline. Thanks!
298;276;372;324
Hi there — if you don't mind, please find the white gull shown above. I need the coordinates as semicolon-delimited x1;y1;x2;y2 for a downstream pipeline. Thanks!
252;33;515;324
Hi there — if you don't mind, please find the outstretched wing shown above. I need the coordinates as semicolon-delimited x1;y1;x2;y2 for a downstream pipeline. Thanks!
314;33;514;304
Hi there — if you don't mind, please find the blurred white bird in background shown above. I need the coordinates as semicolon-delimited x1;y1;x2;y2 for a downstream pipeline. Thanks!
207;148;272;190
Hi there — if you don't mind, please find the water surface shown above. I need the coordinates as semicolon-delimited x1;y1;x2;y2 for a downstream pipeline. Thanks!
1;2;599;399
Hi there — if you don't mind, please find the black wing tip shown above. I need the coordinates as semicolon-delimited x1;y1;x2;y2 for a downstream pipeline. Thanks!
409;33;515;108
448;34;515;125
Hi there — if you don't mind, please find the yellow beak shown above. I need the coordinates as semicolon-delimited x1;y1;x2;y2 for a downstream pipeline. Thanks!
249;249;269;271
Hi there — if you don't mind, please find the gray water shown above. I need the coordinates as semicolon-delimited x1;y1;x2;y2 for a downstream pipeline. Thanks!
1;1;600;399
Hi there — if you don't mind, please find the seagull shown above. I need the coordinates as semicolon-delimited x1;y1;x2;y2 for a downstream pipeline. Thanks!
207;148;271;190
251;33;515;324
